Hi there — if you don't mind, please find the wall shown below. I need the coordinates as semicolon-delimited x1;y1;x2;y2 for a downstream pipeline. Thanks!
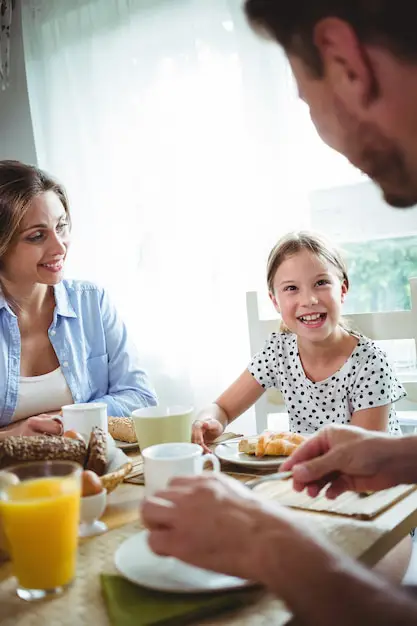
0;0;37;164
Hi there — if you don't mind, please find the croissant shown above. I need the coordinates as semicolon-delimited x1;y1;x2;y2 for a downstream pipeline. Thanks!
239;431;306;458
257;435;298;457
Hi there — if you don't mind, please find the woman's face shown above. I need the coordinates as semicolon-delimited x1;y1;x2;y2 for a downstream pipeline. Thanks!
1;191;70;287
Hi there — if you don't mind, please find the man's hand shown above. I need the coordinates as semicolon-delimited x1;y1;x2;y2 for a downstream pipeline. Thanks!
281;425;415;498
141;473;311;585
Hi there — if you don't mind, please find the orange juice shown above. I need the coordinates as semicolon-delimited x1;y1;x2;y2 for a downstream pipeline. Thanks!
0;476;81;590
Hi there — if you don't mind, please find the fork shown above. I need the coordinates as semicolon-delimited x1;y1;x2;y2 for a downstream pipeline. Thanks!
246;470;293;490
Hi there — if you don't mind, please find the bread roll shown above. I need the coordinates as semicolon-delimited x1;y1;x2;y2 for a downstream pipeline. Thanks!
0;435;87;469
108;417;137;443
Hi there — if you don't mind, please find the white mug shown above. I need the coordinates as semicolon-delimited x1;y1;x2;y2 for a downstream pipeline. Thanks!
142;442;220;496
61;403;108;440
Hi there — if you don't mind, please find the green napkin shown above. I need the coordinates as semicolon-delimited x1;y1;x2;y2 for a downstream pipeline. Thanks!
101;574;261;626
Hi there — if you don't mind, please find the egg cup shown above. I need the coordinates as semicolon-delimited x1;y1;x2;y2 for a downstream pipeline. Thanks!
79;489;108;538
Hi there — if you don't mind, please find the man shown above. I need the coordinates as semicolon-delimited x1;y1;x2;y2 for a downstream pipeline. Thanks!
142;2;417;623
245;1;417;209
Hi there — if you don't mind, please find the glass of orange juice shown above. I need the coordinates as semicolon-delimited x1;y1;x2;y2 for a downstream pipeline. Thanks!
0;460;82;601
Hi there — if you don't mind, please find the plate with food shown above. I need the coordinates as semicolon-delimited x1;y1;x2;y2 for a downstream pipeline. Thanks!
214;431;306;468
108;416;139;450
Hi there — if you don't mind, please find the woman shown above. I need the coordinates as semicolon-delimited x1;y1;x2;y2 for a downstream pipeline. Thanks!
0;160;157;439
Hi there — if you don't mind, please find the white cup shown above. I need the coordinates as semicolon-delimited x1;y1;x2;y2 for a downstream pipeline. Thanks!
61;403;108;440
142;442;220;496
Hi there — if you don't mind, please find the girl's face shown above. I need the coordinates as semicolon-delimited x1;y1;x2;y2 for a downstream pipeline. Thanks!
0;191;70;288
270;249;348;343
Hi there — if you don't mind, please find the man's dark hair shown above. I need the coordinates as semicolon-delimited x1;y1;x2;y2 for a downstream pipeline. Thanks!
244;1;417;77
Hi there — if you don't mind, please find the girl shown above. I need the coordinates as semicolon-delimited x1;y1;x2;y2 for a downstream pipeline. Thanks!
0;160;157;439
193;231;405;450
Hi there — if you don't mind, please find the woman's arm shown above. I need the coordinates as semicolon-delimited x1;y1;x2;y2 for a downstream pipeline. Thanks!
350;404;390;432
92;289;157;415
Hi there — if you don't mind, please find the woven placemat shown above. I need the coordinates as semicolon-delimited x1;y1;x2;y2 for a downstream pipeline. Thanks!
255;481;417;520
0;506;387;626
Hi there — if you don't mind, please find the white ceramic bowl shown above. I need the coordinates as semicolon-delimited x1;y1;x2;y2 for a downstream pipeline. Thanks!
79;489;108;538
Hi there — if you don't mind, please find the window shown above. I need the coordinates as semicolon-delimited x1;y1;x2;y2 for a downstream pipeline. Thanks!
343;236;417;315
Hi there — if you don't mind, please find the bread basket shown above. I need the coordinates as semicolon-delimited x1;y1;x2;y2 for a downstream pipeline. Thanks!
100;439;133;493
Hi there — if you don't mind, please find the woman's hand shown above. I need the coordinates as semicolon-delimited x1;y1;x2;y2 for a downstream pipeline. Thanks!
3;415;63;438
192;417;225;453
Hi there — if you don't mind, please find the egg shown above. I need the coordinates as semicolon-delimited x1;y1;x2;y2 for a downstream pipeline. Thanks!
64;429;84;442
81;470;103;497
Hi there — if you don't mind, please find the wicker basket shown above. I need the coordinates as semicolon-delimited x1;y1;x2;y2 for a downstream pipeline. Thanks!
100;460;132;493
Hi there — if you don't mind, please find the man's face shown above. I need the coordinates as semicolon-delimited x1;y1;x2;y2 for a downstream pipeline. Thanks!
289;53;417;208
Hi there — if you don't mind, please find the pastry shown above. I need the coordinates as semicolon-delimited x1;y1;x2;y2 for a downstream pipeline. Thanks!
108;417;137;443
0;435;87;469
255;432;298;457
84;426;107;476
237;436;258;455
238;431;306;457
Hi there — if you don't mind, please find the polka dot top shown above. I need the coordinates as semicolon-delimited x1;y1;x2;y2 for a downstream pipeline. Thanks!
248;332;405;435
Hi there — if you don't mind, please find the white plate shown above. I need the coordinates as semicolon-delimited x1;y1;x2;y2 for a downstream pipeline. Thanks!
115;530;250;593
214;441;286;468
114;439;138;451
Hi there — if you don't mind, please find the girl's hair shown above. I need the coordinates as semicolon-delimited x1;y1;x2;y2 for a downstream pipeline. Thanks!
266;231;350;333
0;160;71;266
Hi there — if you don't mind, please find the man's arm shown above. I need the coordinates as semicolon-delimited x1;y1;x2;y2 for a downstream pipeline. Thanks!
258;525;417;626
142;473;417;626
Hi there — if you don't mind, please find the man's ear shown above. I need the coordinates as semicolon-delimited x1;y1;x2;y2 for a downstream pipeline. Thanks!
314;17;378;107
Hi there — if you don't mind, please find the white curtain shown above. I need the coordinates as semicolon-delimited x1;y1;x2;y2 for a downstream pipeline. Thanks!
21;0;360;430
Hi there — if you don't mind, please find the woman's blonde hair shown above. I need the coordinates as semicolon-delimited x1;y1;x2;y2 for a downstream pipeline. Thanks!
266;231;350;333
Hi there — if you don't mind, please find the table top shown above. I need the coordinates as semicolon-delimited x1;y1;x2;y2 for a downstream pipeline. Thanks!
1;454;417;625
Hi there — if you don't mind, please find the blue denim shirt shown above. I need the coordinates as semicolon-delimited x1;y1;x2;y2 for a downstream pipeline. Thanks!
0;279;157;427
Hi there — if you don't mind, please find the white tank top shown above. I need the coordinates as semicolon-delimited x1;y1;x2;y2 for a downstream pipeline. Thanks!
13;367;74;421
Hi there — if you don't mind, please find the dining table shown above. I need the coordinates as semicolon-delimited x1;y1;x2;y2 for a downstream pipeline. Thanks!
1;449;417;626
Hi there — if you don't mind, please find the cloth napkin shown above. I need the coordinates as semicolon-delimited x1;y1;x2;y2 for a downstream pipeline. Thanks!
101;574;260;626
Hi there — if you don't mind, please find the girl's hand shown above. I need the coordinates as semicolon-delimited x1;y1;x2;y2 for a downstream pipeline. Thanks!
192;417;225;453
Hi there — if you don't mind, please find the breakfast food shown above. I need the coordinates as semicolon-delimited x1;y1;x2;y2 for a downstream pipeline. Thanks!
108;417;137;443
0;435;87;469
238;431;306;458
85;427;107;476
81;469;104;497
64;430;85;442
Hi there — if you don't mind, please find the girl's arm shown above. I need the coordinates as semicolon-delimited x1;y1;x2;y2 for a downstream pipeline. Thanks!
215;369;265;424
192;370;264;451
350;404;390;432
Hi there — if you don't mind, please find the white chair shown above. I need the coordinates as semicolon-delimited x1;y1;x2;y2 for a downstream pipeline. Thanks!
246;277;417;434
